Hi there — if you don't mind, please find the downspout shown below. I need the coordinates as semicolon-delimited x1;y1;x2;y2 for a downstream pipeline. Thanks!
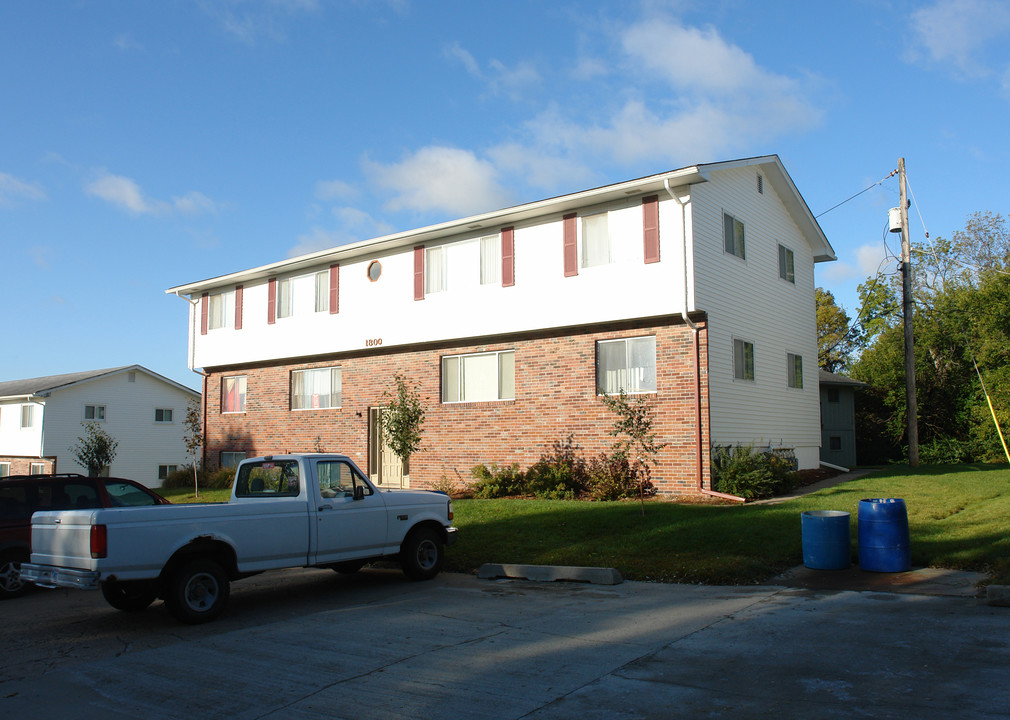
174;291;210;471
664;180;745;503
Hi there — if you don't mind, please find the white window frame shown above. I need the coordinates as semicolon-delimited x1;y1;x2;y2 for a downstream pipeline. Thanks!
0;462;10;477
155;408;174;423
425;246;446;294
84;404;106;422
787;353;803;389
291;367;342;410
158;464;178;480
221;451;246;468
778;244;795;283
734;338;755;381
20;405;35;429
222;376;247;414
208;290;235;330
724;212;745;260
442;350;515;403
277;277;293;319
596;336;657;395
479;235;500;285
30;462;45;475
581;212;612;268
314;270;329;313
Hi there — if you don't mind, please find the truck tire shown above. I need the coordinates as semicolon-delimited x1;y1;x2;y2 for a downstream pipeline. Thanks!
0;551;29;600
165;559;230;624
400;527;444;581
101;580;157;612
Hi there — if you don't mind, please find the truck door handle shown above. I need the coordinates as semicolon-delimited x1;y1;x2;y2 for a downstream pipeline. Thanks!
317;505;333;512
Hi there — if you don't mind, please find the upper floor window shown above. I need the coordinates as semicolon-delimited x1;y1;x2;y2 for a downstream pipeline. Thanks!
292;367;342;410
734;339;755;381
480;235;500;285
21;405;35;429
442;350;515;403
222;376;247;413
787;353;803;389
155;408;174;423
30;462;45;475
597;336;657;395
425;246;446;294
84;404;106;421
724;213;745;259
278;271;329;319
582;212;611;268
779;245;795;283
208;290;235;330
827;387;840;403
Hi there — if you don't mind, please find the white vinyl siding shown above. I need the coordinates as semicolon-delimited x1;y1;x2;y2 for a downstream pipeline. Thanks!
597;336;656;394
292;367;342;410
442;350;514;403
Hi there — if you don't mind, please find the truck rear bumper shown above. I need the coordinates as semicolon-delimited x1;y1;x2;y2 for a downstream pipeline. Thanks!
21;563;100;590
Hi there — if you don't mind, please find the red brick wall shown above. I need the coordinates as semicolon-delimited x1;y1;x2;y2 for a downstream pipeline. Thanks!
0;457;56;475
203;319;710;495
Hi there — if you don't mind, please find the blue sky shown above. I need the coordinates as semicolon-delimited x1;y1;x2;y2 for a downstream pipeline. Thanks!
3;0;1009;391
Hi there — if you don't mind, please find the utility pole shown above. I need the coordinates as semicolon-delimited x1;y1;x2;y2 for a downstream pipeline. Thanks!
898;157;919;466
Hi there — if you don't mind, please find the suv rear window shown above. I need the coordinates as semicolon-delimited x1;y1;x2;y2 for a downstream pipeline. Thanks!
36;482;100;510
104;480;161;506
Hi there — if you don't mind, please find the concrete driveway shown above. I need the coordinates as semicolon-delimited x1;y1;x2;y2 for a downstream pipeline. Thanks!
2;568;1007;719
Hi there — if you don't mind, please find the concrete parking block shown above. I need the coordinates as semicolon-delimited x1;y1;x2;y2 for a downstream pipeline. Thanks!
477;563;623;585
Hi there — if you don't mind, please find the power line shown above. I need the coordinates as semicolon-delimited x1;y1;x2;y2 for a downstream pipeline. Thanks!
816;170;898;219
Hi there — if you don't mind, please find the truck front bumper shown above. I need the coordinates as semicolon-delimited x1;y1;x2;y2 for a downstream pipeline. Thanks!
21;563;100;590
445;526;459;546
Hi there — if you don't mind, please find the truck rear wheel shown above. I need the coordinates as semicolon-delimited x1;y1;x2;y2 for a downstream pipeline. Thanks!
165;559;230;624
101;580;157;612
0;551;29;600
400;527;444;581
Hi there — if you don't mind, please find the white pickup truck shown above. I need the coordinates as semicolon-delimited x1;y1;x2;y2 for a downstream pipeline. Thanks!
22;453;457;623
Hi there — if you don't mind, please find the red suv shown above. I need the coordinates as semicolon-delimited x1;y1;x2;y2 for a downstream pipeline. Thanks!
0;473;170;599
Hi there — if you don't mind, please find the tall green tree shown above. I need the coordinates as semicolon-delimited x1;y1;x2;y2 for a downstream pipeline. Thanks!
816;287;862;372
380;374;426;475
70;422;119;476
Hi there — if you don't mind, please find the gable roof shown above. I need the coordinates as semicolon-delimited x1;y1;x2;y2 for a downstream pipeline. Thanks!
819;369;867;388
0;365;200;401
167;155;834;297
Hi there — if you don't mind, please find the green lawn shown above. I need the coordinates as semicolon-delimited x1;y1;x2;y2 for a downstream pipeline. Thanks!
160;464;1010;585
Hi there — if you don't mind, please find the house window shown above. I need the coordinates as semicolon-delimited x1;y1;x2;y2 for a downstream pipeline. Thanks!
208;290;235;330
779;245;795;283
84;404;106;421
827;387;840;403
724;213;745;259
581;212;611;268
597;336;657;395
0;462;9;477
367;260;382;282
442;350;515;403
221;451;246;468
222;376;247;413
292;367;342;410
30;463;45;475
829;436;842;451
155;408;174;423
425;246;446;294
734;339;755;381
277;278;292;318
21;405;35;429
480;235;500;285
787;353;803;389
158;464;178;480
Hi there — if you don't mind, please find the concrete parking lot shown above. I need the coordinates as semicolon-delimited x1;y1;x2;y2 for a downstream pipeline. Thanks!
2;567;1008;719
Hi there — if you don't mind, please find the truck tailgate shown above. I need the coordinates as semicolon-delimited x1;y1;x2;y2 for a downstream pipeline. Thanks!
29;510;99;571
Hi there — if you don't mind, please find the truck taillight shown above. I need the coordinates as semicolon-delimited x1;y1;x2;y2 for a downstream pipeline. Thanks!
447;499;454;521
90;524;108;559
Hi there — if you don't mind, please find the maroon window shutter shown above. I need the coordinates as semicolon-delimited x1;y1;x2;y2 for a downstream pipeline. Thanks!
643;195;660;264
329;264;339;314
200;293;209;335
413;246;425;300
267;278;277;324
234;285;244;330
501;227;515;287
563;213;578;277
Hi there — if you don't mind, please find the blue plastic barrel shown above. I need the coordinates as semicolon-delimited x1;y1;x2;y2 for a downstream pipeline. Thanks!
858;498;911;572
801;510;852;570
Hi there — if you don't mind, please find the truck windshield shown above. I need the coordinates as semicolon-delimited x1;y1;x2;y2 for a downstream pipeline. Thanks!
235;461;300;498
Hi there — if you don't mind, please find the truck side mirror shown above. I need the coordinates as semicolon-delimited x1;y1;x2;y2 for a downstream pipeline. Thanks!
354;485;365;501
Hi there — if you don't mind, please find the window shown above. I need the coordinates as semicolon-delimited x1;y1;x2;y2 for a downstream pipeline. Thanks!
155;408;174;423
277;277;292;318
105;480;161;506
442;350;515;403
317;460;372;499
734;339;755;381
827;387;840;403
581;213;611;267
367;260;382;282
208;290;235;330
0;462;9;477
829;436;842;451
425;246;446;294
84;404;106;421
222;376;247;413
480;235;500;285
779;245;795;283
314;270;329;312
724;213;745;259
292;367;342;410
221;451;246;468
20;405;35;429
787;353;803;389
597;336;657;395
235;459;300;498
157;465;178;481
30;463;44;475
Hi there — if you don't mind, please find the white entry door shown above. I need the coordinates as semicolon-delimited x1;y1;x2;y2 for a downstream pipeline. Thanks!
369;407;406;488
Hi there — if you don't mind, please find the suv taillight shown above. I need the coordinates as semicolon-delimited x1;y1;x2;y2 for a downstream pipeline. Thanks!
90;524;107;559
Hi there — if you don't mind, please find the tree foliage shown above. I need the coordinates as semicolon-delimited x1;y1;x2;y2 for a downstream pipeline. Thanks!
600;390;665;513
816;288;862;372
380;374;426;473
70;422;119;476
183;397;203;496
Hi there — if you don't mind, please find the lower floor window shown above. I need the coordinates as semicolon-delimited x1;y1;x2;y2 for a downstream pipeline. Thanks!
221;451;246;468
0;462;9;477
292;367;342;409
442;350;515;403
734;339;755;381
158;464;178;480
222;376;247;413
787;353;803;388
30;463;45;475
597;336;657;395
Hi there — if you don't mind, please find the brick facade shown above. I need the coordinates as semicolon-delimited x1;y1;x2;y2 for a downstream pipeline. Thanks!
204;317;711;495
0;457;56;475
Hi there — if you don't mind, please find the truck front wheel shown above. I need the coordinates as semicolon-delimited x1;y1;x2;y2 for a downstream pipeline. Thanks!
400;528;444;581
101;580;157;612
165;559;230;624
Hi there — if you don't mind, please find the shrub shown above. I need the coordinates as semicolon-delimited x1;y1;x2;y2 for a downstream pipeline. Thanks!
469;463;526;498
711;444;797;500
586;452;655;501
204;466;236;489
160;465;235;490
162;466;197;489
917;436;976;464
525;436;588;499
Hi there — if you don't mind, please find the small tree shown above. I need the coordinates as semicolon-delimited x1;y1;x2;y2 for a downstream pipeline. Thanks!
183;397;203;497
70;422;119;477
380;374;426;476
600;390;665;514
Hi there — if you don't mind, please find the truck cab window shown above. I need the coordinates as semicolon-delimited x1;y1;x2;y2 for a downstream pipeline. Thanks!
235;460;300;498
317;461;372;499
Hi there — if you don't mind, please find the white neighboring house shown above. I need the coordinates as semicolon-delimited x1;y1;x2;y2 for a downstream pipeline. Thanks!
0;366;199;487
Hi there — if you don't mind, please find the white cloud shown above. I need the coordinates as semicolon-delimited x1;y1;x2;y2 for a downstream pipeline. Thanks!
364;146;512;217
199;0;321;44
287;206;394;258
0;172;47;206
315;178;359;201
907;0;1010;77
85;171;217;217
114;33;144;52
173;190;218;215
444;42;482;78
444;42;542;100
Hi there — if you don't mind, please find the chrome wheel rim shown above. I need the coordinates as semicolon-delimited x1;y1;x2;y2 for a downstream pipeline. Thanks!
184;571;219;612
